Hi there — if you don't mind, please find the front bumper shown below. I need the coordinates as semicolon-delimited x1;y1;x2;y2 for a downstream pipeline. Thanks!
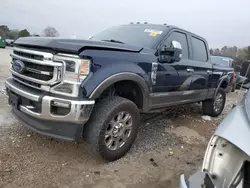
12;108;84;141
5;78;95;140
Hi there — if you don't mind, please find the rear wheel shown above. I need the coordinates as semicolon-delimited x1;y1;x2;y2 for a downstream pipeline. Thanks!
84;96;140;161
202;88;226;117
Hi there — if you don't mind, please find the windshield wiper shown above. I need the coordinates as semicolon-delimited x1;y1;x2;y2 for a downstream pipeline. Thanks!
101;39;125;44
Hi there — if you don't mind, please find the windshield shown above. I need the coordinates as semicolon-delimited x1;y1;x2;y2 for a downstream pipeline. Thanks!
211;56;231;67
90;25;166;48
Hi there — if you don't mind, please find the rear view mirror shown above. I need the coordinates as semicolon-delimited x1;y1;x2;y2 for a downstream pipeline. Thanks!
171;41;182;50
158;41;182;63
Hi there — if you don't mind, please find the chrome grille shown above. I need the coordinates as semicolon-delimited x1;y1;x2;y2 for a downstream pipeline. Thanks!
12;58;53;81
13;57;54;72
12;75;41;89
11;47;63;90
13;50;44;61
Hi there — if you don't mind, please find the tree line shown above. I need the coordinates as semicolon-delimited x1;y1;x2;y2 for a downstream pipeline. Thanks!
0;25;59;40
210;46;250;63
1;24;250;62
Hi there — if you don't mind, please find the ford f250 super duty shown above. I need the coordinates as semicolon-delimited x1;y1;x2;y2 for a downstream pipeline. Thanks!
5;23;233;161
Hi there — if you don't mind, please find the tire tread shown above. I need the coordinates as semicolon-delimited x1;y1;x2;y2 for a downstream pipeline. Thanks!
84;96;139;161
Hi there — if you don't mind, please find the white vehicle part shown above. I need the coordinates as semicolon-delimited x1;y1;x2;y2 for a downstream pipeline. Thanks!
202;136;249;187
179;175;188;188
215;104;250;157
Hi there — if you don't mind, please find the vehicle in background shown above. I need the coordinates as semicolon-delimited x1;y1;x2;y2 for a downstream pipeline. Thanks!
180;62;250;188
234;64;244;88
211;56;236;92
5;23;233;161
0;36;6;48
211;56;235;67
235;61;250;90
6;39;15;47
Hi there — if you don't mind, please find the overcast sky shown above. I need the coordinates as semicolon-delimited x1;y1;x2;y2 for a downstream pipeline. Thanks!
1;0;250;48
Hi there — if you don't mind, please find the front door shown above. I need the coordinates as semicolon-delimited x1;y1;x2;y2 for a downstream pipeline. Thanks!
151;30;193;109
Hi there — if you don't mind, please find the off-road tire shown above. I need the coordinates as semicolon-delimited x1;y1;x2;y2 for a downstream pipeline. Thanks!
202;88;226;117
83;96;140;161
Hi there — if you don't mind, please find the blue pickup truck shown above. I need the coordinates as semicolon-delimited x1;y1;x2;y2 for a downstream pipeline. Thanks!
5;23;232;161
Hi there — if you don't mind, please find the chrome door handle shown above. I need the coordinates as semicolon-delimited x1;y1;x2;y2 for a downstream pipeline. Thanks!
207;70;212;74
186;68;194;72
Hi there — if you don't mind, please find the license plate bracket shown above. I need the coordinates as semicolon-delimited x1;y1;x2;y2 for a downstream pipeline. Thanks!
8;92;20;110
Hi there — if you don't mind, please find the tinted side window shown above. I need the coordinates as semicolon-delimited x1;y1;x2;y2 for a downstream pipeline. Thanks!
164;32;189;59
191;37;208;62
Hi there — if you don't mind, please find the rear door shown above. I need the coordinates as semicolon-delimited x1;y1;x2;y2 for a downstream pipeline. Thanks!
188;35;212;100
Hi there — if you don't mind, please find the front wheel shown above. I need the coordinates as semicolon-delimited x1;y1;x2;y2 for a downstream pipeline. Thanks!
84;96;140;161
202;88;226;117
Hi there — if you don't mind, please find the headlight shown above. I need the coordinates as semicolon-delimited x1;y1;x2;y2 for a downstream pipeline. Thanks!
65;60;76;72
50;53;91;97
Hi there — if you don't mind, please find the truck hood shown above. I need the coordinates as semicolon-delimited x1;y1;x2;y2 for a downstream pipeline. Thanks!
14;37;143;54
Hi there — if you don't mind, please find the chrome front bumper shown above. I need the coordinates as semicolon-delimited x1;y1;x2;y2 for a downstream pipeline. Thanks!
5;78;95;124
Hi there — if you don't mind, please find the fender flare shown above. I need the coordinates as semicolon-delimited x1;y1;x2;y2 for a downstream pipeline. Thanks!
214;75;229;97
89;72;149;110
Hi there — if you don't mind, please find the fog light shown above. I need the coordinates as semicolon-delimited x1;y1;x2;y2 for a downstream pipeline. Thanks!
51;101;70;108
52;83;73;94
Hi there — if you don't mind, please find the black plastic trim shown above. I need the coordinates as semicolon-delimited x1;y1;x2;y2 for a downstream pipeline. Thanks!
12;108;83;141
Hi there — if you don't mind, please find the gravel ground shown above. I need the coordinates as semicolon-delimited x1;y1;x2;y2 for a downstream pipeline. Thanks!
0;47;243;188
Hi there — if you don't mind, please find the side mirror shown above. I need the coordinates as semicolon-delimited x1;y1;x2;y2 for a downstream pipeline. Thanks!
158;41;182;63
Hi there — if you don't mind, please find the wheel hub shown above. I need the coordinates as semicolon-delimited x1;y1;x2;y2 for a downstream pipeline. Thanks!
214;92;223;112
104;111;133;151
113;123;124;137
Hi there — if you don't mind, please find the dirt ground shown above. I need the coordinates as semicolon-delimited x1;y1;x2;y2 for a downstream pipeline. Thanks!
0;47;243;188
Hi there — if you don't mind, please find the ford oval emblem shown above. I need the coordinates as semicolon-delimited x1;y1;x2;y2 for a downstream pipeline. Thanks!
13;60;25;73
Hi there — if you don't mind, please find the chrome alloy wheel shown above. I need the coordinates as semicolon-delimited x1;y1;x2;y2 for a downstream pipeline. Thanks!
104;111;132;151
214;92;223;112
